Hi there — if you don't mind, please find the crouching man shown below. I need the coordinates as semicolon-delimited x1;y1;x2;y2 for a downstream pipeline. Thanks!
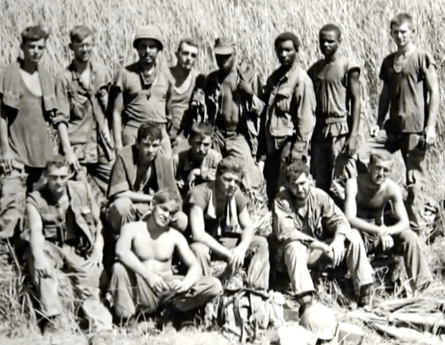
110;189;222;319
172;122;222;199
106;123;187;233
26;156;112;338
344;152;432;292
273;161;374;310
187;157;270;291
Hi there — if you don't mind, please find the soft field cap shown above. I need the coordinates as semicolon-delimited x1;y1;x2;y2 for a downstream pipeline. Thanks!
300;303;338;342
213;37;236;55
133;25;164;50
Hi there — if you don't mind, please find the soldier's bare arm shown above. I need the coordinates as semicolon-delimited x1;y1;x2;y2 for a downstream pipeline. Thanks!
189;204;232;260
344;177;383;235
170;230;202;292
345;69;361;156
27;203;51;276
111;90;124;151
385;181;411;235
424;64;440;144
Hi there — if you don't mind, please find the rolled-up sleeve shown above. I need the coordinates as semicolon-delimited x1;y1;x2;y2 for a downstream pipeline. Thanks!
317;189;350;237
273;194;314;245
53;74;71;127
293;74;316;143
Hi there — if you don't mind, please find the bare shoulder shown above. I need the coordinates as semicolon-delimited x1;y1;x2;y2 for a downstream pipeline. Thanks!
385;179;403;198
121;221;144;238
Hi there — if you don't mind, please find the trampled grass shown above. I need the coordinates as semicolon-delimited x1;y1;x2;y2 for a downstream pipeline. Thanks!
1;0;445;344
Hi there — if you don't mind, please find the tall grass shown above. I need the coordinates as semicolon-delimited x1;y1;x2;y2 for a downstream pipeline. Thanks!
2;0;445;196
1;0;445;343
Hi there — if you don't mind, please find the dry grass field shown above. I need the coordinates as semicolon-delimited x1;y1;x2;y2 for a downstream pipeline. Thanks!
1;0;445;344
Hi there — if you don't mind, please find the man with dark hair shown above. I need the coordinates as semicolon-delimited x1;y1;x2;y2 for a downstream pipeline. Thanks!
111;25;173;157
187;157;269;291
308;24;361;196
168;38;204;150
199;37;264;194
273;161;373;310
261;32;316;201
0;25;57;256
172;122;222;199
55;25;114;194
110;188;222;320
26;155;112;340
344;151;432;293
357;12;439;235
106;122;186;235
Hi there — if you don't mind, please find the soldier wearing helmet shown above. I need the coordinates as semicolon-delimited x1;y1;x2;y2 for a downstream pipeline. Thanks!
110;25;174;158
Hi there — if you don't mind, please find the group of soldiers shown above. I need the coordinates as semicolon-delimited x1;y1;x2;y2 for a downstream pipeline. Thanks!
0;10;438;344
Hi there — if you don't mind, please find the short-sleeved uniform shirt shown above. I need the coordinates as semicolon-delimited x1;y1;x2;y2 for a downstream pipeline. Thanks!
379;48;436;133
113;63;173;127
308;56;360;139
187;182;249;238
54;62;112;163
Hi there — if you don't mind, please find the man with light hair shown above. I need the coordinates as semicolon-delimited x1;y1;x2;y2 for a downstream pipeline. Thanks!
344;151;432;293
110;188;222;320
111;25;173;157
55;25;114;194
357;13;440;235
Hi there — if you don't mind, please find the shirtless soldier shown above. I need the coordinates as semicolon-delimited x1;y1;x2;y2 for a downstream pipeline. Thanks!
344;151;432;292
110;189;222;319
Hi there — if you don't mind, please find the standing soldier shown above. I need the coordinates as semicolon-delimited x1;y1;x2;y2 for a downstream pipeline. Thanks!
168;38;204;151
308;24;361;197
55;26;114;194
200;37;264;195
111;25;173;157
0;26;56;255
357;13;439;234
261;32;316;201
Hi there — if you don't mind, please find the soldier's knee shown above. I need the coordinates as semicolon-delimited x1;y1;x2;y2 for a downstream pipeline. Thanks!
398;230;420;246
284;241;306;256
347;229;364;247
111;262;128;279
207;277;223;297
112;197;133;216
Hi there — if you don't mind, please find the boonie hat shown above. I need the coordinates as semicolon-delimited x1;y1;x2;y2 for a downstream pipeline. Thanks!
133;25;164;50
213;37;236;55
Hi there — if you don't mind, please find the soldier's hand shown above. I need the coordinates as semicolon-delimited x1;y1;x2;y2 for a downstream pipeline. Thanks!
168;279;188;294
66;149;80;171
146;273;168;294
84;247;103;269
369;125;380;137
425;126;437;147
229;244;247;272
1;149;15;174
345;135;359;157
380;234;394;251
329;238;346;267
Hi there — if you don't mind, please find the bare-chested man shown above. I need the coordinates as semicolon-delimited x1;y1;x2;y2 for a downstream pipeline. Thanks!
356;13;439;235
110;189;222;319
344;151;432;292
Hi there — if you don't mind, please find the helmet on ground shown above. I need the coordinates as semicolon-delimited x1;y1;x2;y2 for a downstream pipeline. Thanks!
300;303;338;341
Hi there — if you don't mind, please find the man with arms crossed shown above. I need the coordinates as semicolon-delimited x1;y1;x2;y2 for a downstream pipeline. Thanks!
110;189;222;319
357;13;439;235
344;151;432;292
